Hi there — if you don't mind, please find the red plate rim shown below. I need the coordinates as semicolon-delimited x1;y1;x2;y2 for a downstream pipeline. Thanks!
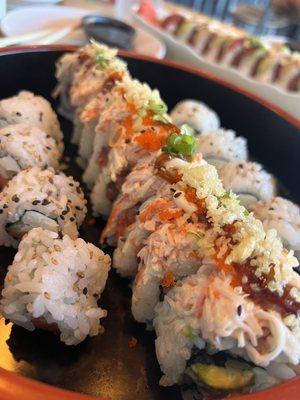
0;45;299;400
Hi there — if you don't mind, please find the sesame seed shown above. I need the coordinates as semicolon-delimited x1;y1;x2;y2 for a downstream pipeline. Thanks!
44;292;51;299
174;192;182;198
70;217;75;222
77;271;85;278
237;305;242;316
42;199;50;206
54;245;61;252
32;200;40;205
11;195;20;203
83;287;88;295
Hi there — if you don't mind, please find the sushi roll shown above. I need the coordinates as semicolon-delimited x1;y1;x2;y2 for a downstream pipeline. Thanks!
218;161;276;208
90;77;175;217
0;166;87;247
197;129;248;169
170;100;220;134
251;197;300;259
0;91;64;153
0;123;60;189
1;227;111;345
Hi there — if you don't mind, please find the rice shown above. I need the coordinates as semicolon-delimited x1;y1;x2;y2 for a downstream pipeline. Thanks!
0;123;60;180
1;228;111;345
197;129;248;169
170;100;220;134
0;91;64;153
0;166;87;247
219;161;276;208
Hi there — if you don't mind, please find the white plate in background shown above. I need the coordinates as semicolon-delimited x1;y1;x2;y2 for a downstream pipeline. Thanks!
1;5;166;58
132;4;300;121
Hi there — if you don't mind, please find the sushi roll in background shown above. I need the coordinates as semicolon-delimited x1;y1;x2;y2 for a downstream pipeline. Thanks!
251;197;300;259
170;100;220;134
197;129;248;168
1;228;111;345
0;166;87;247
0;123;60;190
219;161;276;208
0;91;64;153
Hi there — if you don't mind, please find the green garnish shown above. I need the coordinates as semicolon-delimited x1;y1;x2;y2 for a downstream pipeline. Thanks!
181;124;195;136
188;231;203;239
182;325;193;338
162;133;197;159
150;99;169;123
95;49;109;70
243;209;250;217
218;191;232;201
248;36;264;49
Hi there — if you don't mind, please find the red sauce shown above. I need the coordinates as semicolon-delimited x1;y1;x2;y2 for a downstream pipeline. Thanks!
272;62;283;82
154;153;182;184
232;262;300;317
288;71;300;92
97;146;109;168
231;46;257;68
250;53;266;77
102;71;124;94
161;14;185;33
201;33;216;56
115;207;138;238
107;167;131;202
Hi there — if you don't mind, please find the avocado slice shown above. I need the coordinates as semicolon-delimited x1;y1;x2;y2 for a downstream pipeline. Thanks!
190;363;254;391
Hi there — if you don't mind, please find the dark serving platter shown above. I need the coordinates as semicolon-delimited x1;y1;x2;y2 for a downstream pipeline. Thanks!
0;46;299;400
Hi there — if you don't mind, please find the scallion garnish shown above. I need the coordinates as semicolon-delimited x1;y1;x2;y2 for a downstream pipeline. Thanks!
162;133;197;159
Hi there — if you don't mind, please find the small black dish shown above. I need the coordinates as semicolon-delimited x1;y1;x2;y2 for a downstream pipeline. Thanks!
82;15;136;50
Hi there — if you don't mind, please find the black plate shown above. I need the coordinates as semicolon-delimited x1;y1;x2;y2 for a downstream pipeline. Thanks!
0;48;299;400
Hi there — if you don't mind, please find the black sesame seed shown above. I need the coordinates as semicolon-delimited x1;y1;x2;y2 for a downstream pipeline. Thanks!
16;112;22;117
70;217;75;222
125;139;130;144
32;200;40;205
39;112;43;122
187;218;193;223
75;206;81;210
46;134;51;139
76;187;81;194
42;199;50;206
170;188;176;193
83;287;88;295
3;204;8;209
69;183;74;187
0;209;3;214
62;209;68;215
12;195;20;203
46;146;51;150
237;305;242;316
174;192;182;198
4;133;11;137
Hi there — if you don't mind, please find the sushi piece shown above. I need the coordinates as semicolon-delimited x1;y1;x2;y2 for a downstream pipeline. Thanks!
170;100;220;134
1;228;111;345
55;41;128;145
271;52;300;92
251;197;300;259
219;161;276;208
90;77;175;217
0;123;60;189
0;166;87;247
197;129;248;169
0;91;64;153
82;84;130;188
154;261;300;389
